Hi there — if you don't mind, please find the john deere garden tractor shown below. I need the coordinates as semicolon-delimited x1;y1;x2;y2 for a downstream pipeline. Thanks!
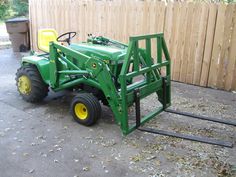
16;29;236;148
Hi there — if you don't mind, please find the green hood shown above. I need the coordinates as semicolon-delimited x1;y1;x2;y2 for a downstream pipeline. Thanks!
69;43;127;61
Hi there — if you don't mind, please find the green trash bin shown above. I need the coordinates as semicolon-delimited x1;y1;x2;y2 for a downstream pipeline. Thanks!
5;17;30;52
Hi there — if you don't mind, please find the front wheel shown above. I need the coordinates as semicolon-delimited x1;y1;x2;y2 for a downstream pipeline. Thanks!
16;65;48;102
70;93;101;126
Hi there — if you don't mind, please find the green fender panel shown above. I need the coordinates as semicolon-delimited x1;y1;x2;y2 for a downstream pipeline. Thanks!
21;55;51;85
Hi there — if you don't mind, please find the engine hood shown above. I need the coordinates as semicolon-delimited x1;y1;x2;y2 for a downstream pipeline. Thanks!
69;43;127;61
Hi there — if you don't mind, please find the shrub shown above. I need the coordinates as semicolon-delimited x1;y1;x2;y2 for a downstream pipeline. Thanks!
0;0;11;20
12;0;28;17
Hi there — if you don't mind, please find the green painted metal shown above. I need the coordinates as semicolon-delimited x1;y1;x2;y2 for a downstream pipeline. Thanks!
118;34;171;134
21;55;51;85
20;33;171;135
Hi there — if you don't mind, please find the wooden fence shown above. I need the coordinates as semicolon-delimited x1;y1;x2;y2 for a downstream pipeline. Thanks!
29;0;236;91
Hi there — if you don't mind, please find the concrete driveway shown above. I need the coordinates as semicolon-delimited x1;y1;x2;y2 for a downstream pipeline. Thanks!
0;48;235;177
0;23;11;49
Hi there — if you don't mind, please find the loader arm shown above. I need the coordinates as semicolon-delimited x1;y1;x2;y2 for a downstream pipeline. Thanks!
48;42;124;124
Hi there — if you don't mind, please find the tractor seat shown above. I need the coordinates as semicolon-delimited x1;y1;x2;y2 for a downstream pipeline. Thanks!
38;29;58;53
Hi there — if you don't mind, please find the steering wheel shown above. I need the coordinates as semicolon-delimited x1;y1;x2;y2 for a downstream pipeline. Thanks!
56;32;77;45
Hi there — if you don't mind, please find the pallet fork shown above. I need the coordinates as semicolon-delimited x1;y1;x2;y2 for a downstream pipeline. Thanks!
118;34;235;148
136;77;236;148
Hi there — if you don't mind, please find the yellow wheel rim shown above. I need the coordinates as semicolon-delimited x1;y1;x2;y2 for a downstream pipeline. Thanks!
74;103;88;120
18;75;31;95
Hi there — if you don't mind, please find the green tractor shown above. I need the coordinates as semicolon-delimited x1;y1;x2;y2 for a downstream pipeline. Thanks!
16;29;236;148
16;29;171;135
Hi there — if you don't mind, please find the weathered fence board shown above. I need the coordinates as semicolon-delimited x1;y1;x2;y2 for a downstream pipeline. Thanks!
29;0;236;91
200;4;217;87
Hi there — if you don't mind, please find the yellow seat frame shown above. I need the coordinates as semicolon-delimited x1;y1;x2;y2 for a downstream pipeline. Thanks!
38;29;58;52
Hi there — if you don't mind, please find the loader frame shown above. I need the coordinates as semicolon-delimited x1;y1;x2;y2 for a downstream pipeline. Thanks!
45;33;171;135
119;34;171;134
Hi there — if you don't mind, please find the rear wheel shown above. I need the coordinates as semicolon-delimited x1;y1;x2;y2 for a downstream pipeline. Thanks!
16;65;48;102
70;93;101;126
